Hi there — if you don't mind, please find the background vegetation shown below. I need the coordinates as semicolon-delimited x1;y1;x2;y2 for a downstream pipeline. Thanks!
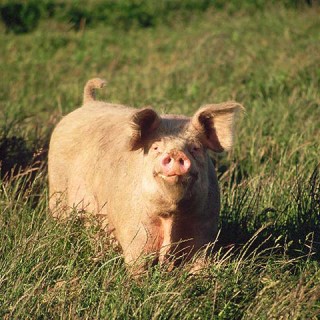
0;0;315;33
0;0;319;318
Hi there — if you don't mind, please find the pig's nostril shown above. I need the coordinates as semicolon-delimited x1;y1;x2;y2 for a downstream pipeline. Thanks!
160;152;191;176
181;158;191;173
162;155;172;166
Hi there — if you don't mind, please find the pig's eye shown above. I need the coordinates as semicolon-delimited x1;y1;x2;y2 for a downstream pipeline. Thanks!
190;145;202;157
150;142;161;154
191;146;201;153
152;145;161;153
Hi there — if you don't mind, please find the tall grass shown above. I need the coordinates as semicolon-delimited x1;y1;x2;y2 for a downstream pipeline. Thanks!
0;2;319;319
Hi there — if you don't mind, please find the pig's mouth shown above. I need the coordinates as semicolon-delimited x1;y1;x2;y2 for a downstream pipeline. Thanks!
154;171;198;187
158;173;180;184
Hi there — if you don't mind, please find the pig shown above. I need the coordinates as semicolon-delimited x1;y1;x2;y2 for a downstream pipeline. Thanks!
48;78;243;269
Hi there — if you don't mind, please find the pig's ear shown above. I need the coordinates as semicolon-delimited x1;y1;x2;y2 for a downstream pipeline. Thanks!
129;108;161;150
191;102;243;152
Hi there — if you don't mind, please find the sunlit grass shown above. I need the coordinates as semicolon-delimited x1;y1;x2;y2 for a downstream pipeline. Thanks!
0;3;319;319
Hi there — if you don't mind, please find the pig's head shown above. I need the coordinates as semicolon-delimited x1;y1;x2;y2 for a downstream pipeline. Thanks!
128;102;243;212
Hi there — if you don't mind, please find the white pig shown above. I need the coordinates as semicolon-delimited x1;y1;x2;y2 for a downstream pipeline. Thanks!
48;78;243;269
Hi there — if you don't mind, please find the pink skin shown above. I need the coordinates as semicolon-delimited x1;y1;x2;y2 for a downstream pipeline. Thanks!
151;141;199;185
160;150;191;176
151;141;194;184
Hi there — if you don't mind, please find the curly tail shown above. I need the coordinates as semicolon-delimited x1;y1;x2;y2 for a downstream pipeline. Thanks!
83;78;106;104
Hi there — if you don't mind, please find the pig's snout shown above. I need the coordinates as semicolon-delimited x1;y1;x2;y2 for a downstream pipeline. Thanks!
160;151;191;176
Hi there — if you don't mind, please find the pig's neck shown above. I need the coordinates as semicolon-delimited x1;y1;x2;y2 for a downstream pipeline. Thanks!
147;212;204;266
146;194;203;217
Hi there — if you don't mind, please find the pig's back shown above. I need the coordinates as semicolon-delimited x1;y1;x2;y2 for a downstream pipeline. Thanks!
49;102;133;159
48;102;139;217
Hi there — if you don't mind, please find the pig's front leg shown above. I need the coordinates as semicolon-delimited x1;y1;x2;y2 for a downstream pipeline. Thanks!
120;218;165;272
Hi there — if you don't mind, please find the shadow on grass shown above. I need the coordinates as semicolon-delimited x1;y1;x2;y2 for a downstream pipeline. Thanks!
218;164;320;261
0;134;48;179
0;131;50;211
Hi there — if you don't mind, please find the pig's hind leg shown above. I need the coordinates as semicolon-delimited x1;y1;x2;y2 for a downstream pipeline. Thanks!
48;159;69;219
67;175;97;217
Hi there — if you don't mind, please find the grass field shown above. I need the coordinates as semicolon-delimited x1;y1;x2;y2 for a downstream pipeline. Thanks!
0;1;320;319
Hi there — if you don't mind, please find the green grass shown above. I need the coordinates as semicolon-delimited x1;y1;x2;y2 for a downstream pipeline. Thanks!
0;2;320;319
